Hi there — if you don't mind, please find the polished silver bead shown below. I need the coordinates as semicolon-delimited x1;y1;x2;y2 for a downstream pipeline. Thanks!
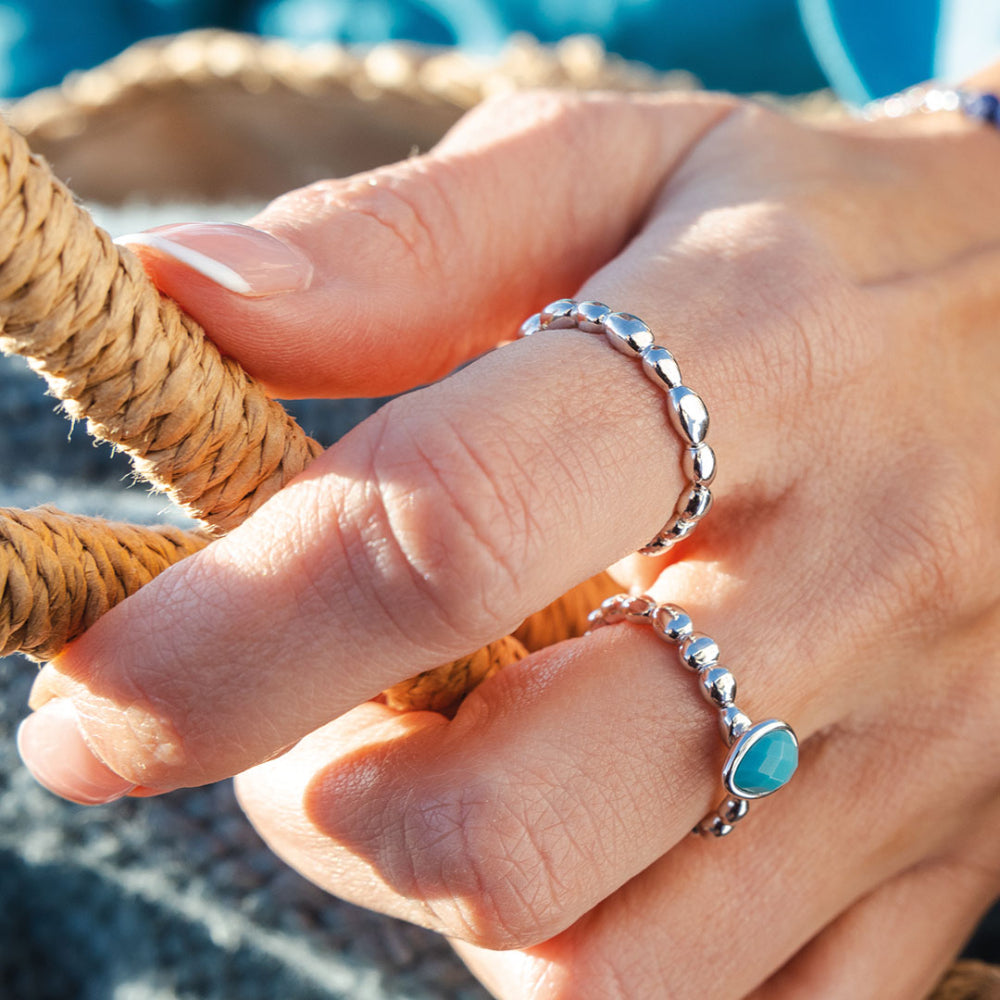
651;603;693;643
599;595;628;624
540;298;578;329
639;345;682;390
516;299;716;560
667;386;709;444
540;298;576;320
638;534;675;555
585;608;605;629
572;300;611;333
662;517;698;542
675;484;713;521
622;594;656;622
699;666;736;707
585;592;795;840
719;706;753;746
519;313;543;337
682;443;716;485
721;797;749;824
603;312;655;355
706;817;733;838
679;633;720;671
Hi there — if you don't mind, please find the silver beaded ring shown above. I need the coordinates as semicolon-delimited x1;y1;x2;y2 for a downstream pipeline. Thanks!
587;594;799;837
519;299;715;556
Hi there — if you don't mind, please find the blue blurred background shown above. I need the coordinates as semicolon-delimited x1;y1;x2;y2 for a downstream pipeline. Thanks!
0;0;824;98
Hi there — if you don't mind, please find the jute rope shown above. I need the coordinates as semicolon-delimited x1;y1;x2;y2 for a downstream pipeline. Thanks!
931;962;1000;1000
0;117;323;529
0;506;209;660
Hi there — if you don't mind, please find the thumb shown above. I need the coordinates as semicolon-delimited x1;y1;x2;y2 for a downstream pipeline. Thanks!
118;91;734;399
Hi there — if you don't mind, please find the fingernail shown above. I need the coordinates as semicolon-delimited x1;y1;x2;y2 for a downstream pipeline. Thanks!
17;699;136;805
115;222;314;297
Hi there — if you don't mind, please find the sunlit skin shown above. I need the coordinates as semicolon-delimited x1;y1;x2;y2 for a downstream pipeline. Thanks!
22;69;1000;998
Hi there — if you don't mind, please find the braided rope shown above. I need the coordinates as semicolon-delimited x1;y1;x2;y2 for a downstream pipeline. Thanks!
931;961;1000;1000
0;506;210;660
0;120;324;530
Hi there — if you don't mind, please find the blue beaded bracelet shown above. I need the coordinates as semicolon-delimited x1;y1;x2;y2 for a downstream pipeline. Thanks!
961;91;1000;126
863;85;1000;129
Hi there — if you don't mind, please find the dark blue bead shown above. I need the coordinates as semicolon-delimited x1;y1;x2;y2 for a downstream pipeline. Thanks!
961;92;1000;126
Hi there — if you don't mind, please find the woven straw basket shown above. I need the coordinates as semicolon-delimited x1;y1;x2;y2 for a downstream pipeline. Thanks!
0;30;997;997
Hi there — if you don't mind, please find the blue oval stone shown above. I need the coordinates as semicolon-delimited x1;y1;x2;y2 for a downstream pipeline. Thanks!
730;725;798;797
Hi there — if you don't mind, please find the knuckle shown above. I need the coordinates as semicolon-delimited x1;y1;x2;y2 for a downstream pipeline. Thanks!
346;402;530;653
667;109;881;407
339;171;442;275
727;211;861;393
655;193;866;433
399;778;571;950
850;456;996;648
275;163;454;277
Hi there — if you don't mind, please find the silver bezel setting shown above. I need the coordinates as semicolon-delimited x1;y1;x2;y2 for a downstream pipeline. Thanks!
588;598;798;838
722;719;798;800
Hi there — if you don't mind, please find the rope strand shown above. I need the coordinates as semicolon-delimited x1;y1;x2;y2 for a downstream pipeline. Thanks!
0;506;210;660
0;118;322;534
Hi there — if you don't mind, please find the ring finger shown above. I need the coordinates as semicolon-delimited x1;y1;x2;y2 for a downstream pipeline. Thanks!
446;720;999;999
234;545;855;950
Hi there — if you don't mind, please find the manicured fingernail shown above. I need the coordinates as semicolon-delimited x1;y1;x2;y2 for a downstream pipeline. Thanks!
17;699;136;805
115;222;314;297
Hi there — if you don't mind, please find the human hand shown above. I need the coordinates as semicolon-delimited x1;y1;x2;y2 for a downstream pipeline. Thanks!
18;87;1000;997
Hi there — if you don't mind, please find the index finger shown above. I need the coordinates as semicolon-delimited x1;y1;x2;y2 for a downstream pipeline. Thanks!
16;94;741;798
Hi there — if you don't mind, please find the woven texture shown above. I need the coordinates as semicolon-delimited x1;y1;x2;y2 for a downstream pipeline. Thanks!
931;962;1000;1000
0;117;324;532
0;506;208;659
7;30;692;205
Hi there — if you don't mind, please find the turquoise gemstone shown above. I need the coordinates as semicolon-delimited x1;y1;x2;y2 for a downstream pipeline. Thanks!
731;726;798;796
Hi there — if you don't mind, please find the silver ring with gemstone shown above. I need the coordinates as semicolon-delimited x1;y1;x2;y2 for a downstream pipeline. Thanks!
587;594;799;838
519;299;715;555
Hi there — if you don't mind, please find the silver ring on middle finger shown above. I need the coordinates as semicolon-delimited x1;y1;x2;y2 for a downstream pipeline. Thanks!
519;299;716;555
